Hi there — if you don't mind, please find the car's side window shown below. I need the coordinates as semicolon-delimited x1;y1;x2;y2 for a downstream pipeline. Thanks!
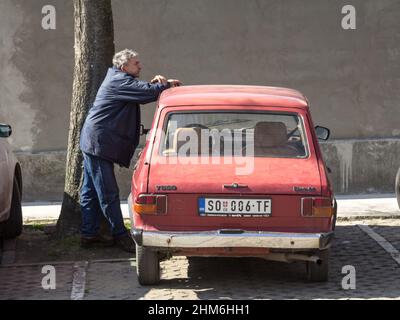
160;111;308;158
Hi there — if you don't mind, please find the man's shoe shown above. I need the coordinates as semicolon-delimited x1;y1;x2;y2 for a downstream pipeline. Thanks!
80;234;115;248
114;233;136;253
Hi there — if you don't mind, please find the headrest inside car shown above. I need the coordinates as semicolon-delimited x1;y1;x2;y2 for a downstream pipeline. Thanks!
254;122;288;147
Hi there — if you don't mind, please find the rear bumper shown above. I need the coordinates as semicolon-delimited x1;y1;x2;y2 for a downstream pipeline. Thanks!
131;228;334;250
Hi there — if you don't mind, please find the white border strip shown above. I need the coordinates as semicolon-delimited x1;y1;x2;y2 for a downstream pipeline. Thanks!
70;261;88;300
357;225;400;265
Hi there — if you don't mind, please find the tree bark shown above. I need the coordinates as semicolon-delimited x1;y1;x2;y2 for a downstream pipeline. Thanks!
56;0;115;238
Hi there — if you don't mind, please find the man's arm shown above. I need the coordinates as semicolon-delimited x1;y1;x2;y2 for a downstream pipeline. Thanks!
150;76;181;87
113;77;171;104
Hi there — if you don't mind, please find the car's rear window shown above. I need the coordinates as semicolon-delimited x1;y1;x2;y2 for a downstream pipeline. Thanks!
159;111;308;158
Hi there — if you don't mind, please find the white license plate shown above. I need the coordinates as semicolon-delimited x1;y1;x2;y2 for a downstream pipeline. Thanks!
198;198;272;216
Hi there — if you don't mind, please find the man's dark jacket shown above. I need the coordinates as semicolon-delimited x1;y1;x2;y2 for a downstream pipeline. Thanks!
80;67;170;167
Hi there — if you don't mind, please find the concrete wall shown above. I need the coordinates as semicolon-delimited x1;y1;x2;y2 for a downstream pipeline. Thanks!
1;0;400;199
0;0;74;152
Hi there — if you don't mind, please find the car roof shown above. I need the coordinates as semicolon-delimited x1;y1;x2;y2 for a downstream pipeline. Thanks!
158;85;309;109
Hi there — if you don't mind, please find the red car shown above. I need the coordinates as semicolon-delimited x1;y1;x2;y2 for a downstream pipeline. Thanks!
129;85;336;285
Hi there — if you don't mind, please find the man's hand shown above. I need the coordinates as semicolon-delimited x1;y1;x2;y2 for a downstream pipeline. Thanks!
167;79;182;87
150;75;167;85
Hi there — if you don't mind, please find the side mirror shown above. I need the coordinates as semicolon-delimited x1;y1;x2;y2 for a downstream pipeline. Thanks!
0;124;12;138
315;126;330;141
140;124;150;136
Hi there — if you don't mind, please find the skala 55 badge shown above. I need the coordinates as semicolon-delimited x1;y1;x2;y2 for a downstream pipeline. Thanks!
156;185;177;191
293;186;317;192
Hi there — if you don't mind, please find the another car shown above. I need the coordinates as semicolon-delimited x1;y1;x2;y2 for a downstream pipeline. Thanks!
128;85;336;285
0;123;23;239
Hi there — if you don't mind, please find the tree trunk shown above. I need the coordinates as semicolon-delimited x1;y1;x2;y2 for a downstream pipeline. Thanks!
56;0;115;238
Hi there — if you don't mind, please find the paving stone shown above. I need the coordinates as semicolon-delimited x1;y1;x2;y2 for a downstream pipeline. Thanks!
0;264;74;300
83;225;400;300
1;223;400;300
371;226;400;253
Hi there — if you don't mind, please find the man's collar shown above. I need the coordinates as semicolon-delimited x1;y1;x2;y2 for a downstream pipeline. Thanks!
111;66;137;78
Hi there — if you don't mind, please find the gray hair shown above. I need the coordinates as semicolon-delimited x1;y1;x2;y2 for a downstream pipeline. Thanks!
112;49;138;68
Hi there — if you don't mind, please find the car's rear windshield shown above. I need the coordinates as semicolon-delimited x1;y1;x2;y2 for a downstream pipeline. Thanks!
159;111;309;158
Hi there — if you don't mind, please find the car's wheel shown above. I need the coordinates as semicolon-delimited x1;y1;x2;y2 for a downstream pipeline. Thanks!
395;167;400;209
2;177;23;239
306;249;330;282
136;244;160;285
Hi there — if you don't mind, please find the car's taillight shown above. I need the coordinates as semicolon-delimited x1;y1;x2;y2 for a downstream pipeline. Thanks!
301;197;334;217
134;194;167;215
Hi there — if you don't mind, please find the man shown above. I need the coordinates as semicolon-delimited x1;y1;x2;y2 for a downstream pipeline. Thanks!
79;49;181;252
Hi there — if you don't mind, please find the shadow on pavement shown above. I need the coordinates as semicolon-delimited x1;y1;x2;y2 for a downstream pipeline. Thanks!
153;225;400;300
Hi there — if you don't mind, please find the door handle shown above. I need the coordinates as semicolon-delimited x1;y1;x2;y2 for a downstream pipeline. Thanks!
223;183;248;189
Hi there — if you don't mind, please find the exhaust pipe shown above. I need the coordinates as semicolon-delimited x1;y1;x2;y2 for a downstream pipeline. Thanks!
263;253;322;264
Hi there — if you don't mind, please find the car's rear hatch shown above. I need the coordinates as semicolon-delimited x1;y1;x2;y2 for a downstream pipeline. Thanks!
144;157;330;233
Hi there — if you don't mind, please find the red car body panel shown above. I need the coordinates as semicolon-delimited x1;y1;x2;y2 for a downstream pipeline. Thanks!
158;85;308;109
131;85;334;241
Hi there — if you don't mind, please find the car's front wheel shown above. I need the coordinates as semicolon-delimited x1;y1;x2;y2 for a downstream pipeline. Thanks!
136;244;160;285
1;177;23;239
306;249;330;282
395;167;400;209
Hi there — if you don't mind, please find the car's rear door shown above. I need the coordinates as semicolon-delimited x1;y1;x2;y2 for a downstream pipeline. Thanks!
142;106;331;233
146;157;327;231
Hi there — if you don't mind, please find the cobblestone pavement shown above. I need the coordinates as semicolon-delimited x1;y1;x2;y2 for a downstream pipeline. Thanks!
1;220;400;300
0;263;73;300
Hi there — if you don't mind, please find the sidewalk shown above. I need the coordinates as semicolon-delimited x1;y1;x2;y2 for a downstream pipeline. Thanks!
22;202;130;223
335;193;400;219
21;194;400;223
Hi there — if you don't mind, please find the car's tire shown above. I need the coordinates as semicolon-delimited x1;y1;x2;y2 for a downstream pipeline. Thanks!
395;167;400;209
306;249;330;282
332;199;338;231
1;177;23;239
136;244;160;285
